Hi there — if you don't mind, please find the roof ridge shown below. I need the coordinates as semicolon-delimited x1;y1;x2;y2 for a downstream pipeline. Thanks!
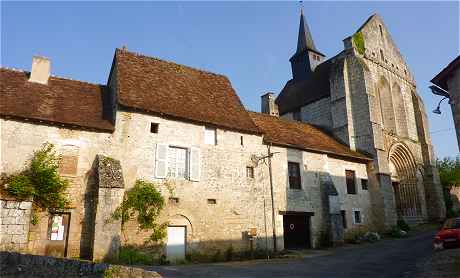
116;48;227;78
0;67;103;87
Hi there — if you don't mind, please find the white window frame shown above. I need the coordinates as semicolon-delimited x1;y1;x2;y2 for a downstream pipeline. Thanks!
167;146;188;180
204;127;217;145
352;208;363;224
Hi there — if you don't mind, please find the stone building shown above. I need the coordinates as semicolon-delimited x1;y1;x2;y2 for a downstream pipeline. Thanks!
0;48;373;261
430;55;460;152
275;11;445;227
0;11;445;262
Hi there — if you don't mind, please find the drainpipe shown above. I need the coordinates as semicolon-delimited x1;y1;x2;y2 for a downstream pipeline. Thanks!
267;144;277;252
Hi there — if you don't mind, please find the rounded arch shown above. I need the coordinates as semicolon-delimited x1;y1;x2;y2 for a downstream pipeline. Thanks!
377;76;396;133
388;143;422;219
391;83;408;137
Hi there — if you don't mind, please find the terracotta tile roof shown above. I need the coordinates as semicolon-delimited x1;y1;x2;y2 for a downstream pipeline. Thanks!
276;58;333;115
249;112;371;162
0;68;114;131
115;49;260;134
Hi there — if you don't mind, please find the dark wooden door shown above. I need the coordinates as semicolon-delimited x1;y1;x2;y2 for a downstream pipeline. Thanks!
283;215;310;249
45;213;70;257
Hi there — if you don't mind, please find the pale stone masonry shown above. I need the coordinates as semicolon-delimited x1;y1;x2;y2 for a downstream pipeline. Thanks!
0;199;32;251
276;12;445;228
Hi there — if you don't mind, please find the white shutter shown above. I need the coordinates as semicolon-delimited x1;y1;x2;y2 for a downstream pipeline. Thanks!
189;147;201;181
155;144;168;178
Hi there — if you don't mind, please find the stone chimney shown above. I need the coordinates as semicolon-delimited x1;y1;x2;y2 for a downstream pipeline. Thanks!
261;92;279;116
29;56;51;85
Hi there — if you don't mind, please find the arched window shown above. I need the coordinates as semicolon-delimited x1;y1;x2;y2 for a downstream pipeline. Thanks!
377;77;396;133
392;83;408;137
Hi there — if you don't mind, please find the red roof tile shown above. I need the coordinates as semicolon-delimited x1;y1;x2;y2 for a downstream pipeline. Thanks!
249;112;371;162
115;49;260;134
0;68;113;131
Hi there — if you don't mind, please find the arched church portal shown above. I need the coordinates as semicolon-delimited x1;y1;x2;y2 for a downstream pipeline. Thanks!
388;143;422;220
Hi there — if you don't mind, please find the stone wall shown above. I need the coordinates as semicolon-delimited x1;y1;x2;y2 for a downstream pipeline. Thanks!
0;251;161;278
0;199;32;252
447;67;460;152
1;109;372;258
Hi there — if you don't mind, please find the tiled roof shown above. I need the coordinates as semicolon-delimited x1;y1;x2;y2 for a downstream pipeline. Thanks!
115;49;260;134
275;58;333;115
249;112;371;162
0;68;114;131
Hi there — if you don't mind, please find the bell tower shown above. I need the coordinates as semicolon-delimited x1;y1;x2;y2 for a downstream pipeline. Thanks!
289;9;325;81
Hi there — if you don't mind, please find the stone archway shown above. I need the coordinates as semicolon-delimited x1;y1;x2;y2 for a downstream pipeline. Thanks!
388;143;422;221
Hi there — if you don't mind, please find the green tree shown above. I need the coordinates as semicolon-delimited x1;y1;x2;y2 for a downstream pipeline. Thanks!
437;156;460;217
5;143;70;209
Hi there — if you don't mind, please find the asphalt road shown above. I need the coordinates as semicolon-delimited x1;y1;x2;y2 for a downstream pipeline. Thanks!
149;231;436;278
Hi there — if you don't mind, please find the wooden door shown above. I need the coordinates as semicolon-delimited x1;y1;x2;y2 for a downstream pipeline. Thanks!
283;215;310;249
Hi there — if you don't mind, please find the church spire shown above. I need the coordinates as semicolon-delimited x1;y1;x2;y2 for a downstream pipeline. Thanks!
296;8;320;55
289;8;325;81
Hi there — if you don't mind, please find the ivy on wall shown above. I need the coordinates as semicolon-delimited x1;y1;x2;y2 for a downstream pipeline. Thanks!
2;143;70;209
112;180;167;244
353;31;366;55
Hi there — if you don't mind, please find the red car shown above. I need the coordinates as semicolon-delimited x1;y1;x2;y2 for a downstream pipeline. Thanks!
434;217;460;250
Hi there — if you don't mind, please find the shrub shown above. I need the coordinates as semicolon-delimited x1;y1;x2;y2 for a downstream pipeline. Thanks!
225;245;234;261
388;225;407;238
344;226;369;244
4;143;70;209
112;180;167;244
118;246;154;265
397;219;410;231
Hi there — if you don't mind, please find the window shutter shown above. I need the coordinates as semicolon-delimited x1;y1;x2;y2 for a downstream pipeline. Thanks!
189;147;201;181
155;144;168;178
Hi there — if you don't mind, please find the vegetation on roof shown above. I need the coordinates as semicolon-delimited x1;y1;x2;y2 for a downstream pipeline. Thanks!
353;31;366;55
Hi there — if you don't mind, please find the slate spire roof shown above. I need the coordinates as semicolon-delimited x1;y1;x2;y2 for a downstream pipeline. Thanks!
293;9;323;57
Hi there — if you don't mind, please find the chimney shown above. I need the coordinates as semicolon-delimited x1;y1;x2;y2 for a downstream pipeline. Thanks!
261;92;279;116
29;56;51;85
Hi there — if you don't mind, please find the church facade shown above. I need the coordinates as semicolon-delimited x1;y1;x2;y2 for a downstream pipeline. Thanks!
0;11;444;261
275;12;445;227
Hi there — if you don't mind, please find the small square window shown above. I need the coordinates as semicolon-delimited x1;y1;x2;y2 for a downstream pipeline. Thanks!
207;199;217;205
205;127;217;145
353;210;362;224
150;123;159;133
246;166;254;178
361;179;368;190
169;197;179;204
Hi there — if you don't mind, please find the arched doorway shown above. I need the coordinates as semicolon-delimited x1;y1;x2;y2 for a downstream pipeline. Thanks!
388;143;422;221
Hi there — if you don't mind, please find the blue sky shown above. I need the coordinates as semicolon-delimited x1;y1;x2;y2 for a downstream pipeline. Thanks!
1;1;459;158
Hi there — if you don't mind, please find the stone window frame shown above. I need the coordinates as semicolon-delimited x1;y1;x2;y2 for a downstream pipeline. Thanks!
361;179;369;190
352;208;363;225
288;161;301;190
246;166;255;179
345;170;357;195
204;126;217;145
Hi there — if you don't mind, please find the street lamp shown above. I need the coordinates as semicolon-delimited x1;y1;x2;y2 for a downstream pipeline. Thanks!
430;85;451;115
432;97;449;115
